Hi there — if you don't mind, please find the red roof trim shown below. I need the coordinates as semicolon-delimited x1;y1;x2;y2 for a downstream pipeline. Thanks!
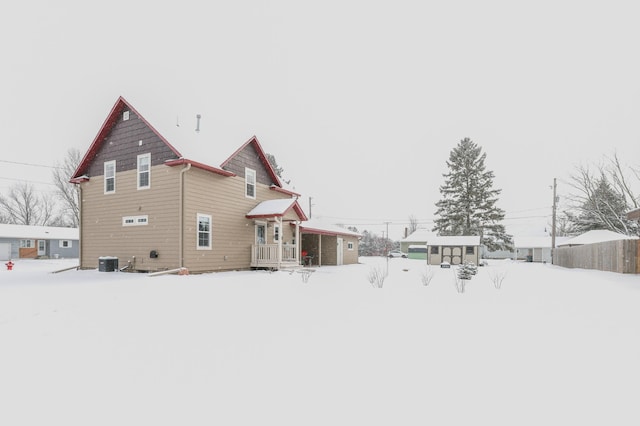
246;200;308;221
70;96;183;181
165;158;236;177
220;135;283;188
270;185;300;197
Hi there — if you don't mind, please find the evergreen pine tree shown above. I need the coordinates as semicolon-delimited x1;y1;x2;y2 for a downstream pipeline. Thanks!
433;137;513;251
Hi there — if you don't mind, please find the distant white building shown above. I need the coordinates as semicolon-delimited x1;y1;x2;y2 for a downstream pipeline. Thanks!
0;224;79;260
514;236;570;263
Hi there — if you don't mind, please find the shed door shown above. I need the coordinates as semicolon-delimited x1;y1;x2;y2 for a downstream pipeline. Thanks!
336;238;344;266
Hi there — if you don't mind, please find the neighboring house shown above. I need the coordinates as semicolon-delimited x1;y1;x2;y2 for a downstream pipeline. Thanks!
514;236;570;263
297;220;361;266
427;235;481;266
627;207;640;222
557;229;638;247
399;228;436;254
70;97;308;273
0;224;79;260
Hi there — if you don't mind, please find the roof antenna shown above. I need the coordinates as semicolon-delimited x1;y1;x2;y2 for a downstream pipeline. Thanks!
195;114;201;133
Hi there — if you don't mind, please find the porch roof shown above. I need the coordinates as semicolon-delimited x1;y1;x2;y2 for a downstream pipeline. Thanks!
297;220;362;237
246;198;308;221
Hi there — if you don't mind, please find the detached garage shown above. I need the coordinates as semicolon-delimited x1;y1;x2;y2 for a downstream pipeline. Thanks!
0;224;79;260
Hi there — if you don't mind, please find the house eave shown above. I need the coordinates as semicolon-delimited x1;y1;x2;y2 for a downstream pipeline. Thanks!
165;158;236;177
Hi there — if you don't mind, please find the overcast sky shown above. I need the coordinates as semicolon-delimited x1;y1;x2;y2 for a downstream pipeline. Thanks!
1;0;639;239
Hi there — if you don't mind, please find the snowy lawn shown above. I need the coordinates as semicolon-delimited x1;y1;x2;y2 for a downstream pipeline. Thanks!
1;257;639;425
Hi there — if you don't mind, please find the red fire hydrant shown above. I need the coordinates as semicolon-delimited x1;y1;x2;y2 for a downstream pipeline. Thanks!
6;260;14;271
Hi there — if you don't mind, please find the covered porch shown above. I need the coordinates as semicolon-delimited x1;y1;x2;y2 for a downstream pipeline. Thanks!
246;198;308;270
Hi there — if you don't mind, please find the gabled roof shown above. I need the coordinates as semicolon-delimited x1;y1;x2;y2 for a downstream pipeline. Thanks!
0;224;79;240
557;230;638;247
222;136;282;187
246;198;308;221
401;228;437;243
71;96;182;182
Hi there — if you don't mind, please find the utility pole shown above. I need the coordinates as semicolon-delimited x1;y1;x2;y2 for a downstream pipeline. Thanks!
551;178;557;263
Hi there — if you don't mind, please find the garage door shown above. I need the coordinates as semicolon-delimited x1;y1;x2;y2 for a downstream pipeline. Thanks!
0;243;11;260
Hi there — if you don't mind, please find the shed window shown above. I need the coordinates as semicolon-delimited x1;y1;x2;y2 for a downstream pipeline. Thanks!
466;246;475;255
137;153;151;189
430;246;439;255
245;168;256;199
347;242;354;250
197;214;212;249
104;160;116;193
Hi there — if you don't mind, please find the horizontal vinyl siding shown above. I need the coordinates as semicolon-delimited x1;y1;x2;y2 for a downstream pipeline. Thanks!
80;165;180;271
183;168;294;272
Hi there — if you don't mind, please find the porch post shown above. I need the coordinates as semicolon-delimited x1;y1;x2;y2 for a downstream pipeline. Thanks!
295;221;300;264
276;217;282;270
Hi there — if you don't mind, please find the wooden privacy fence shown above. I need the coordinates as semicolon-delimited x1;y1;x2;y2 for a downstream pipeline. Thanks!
554;240;639;274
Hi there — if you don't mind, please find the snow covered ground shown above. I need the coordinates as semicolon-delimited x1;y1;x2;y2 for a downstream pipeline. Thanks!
1;257;639;426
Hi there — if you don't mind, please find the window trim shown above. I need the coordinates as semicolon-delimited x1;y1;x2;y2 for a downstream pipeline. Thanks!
245;168;256;199
347;241;354;251
273;223;280;242
58;240;73;248
466;246;475;255
104;160;116;194
197;213;212;250
122;215;149;227
20;239;34;248
137;153;151;190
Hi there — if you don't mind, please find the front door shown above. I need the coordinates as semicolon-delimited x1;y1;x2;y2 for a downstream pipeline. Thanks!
336;238;344;265
37;240;46;257
255;223;266;244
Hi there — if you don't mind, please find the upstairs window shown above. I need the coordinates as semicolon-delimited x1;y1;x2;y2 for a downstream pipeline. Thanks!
104;160;116;193
137;153;151;189
197;214;212;249
245;168;256;199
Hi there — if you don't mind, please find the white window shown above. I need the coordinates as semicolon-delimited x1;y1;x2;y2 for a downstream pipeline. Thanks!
137;153;151;189
104;160;116;193
20;239;34;248
347;242;354;250
273;224;280;242
245;168;256;199
122;215;149;226
123;110;130;121
59;240;73;248
197;214;212;249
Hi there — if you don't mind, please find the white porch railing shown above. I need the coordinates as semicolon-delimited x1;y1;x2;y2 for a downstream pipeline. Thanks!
251;244;298;268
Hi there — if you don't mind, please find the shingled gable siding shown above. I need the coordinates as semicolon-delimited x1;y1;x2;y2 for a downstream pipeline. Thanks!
79;165;181;271
181;167;295;272
222;143;276;186
86;109;178;177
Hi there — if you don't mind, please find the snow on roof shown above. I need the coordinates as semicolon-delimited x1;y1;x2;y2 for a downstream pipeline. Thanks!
557;230;638;247
0;224;79;240
428;235;481;246
299;220;361;237
514;236;571;248
246;198;298;218
401;228;437;243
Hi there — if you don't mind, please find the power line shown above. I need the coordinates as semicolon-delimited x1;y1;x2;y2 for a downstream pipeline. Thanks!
0;159;62;169
0;176;56;186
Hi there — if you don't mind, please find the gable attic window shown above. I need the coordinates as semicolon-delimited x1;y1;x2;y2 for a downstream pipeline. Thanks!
123;110;130;121
137;153;151;189
104;160;116;193
245;168;256;199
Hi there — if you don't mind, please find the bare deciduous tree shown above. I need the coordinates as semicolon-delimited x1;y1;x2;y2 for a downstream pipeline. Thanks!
0;182;53;225
52;148;82;227
408;214;419;234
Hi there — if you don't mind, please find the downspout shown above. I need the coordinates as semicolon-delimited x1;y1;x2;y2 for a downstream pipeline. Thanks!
179;163;191;268
295;221;300;265
77;185;83;268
